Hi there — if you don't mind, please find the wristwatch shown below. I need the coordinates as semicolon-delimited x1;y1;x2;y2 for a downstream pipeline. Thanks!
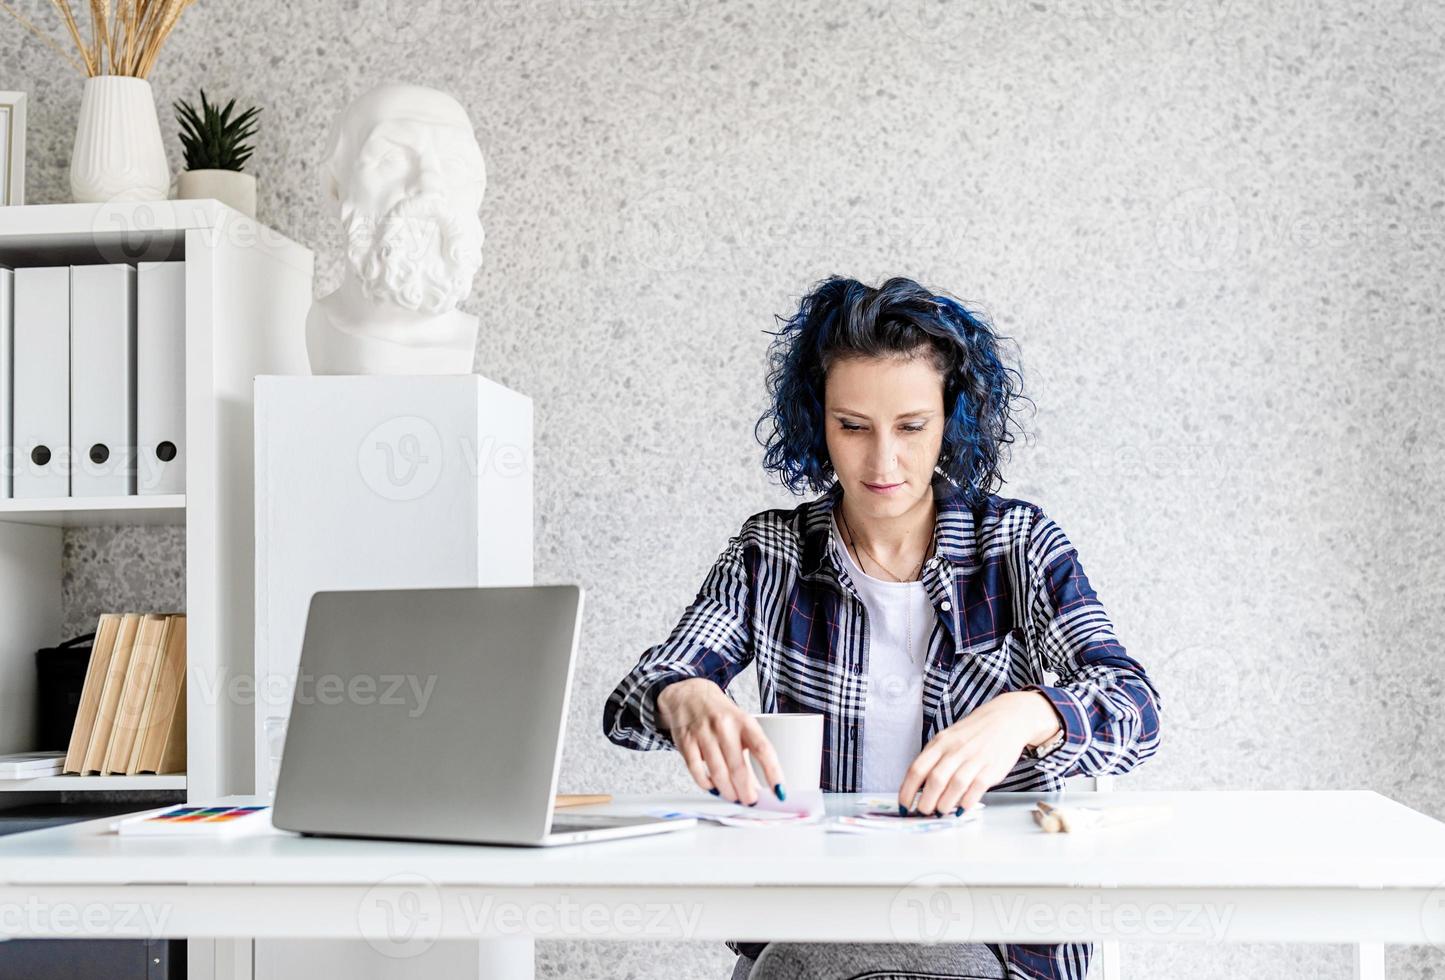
1026;727;1065;759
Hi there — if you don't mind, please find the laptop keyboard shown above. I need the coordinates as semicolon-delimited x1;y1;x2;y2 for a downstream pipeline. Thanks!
549;821;608;835
549;817;653;835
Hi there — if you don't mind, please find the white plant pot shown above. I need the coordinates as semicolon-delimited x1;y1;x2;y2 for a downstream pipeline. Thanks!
70;75;170;203
176;169;257;219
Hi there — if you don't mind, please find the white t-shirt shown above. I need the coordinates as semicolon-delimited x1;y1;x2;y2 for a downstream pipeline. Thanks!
830;514;934;794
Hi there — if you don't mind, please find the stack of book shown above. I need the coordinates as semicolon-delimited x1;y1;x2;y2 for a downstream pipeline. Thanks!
62;612;187;776
0;751;68;779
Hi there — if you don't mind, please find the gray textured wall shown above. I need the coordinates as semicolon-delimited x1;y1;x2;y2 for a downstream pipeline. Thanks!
8;0;1443;976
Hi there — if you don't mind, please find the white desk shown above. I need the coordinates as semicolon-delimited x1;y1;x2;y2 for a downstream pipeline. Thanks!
0;790;1442;980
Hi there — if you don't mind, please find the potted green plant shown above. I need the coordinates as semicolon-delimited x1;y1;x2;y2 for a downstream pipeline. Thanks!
173;91;261;218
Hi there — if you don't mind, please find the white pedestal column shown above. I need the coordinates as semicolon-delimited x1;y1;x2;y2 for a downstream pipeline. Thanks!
253;373;536;980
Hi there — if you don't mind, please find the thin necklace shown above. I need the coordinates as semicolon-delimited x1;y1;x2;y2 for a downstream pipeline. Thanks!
837;505;936;667
837;504;933;582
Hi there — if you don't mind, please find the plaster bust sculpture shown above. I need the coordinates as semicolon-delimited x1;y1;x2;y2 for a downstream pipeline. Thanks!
306;82;486;375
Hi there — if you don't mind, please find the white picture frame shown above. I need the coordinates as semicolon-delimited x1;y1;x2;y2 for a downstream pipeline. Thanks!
0;92;26;206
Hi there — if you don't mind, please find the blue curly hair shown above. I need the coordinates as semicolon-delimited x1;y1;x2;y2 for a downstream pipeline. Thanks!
753;275;1031;507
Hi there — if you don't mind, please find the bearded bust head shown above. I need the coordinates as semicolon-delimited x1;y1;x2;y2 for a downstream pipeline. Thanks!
323;82;485;314
306;83;487;375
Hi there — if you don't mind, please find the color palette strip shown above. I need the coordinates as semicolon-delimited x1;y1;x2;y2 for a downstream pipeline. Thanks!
142;804;269;824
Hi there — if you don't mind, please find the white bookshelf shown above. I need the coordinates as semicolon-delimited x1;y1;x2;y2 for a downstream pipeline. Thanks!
0;200;314;810
0;494;185;526
0;773;188;791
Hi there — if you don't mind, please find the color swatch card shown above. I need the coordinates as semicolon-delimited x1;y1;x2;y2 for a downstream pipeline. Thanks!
113;804;274;837
825;796;985;834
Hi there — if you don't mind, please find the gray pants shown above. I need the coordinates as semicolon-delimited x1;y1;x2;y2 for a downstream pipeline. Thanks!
730;942;1008;980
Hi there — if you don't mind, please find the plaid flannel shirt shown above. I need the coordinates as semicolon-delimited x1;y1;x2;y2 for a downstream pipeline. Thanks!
602;471;1163;979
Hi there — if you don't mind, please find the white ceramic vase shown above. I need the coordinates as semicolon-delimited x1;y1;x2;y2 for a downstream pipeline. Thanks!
176;169;257;218
70;75;170;203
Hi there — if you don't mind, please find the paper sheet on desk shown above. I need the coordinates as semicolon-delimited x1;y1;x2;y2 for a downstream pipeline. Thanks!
646;804;822;828
644;788;827;827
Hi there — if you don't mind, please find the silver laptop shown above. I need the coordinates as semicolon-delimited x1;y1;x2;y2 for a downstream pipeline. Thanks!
271;585;696;846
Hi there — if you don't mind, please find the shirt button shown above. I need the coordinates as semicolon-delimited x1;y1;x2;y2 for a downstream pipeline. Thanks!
940;600;952;612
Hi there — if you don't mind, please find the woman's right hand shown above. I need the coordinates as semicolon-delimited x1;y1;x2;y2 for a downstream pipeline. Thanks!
655;677;786;806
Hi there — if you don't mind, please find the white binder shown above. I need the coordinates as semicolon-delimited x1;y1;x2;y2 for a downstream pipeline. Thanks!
136;261;185;495
0;267;11;499
12;266;70;498
70;264;137;497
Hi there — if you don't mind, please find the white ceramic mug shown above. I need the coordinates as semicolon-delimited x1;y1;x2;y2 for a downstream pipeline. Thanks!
745;712;823;793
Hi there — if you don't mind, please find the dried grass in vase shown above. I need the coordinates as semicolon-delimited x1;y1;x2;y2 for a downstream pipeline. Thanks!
0;0;197;78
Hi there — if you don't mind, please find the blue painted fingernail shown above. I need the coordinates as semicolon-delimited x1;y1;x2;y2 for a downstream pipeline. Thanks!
898;804;908;816
775;783;786;801
955;806;964;817
708;788;719;796
747;799;757;807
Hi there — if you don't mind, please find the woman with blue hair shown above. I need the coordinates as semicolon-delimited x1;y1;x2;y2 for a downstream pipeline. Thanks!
603;275;1164;980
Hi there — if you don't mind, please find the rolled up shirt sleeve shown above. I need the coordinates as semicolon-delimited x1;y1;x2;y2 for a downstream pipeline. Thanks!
602;527;755;752
1018;508;1163;779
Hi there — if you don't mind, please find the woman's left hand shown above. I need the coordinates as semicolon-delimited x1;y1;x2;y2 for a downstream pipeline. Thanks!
897;690;1063;815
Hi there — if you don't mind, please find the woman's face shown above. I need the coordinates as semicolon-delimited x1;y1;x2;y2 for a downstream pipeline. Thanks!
823;353;946;516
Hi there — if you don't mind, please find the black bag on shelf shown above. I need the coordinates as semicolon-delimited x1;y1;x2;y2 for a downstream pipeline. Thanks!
0;938;185;980
34;632;97;752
